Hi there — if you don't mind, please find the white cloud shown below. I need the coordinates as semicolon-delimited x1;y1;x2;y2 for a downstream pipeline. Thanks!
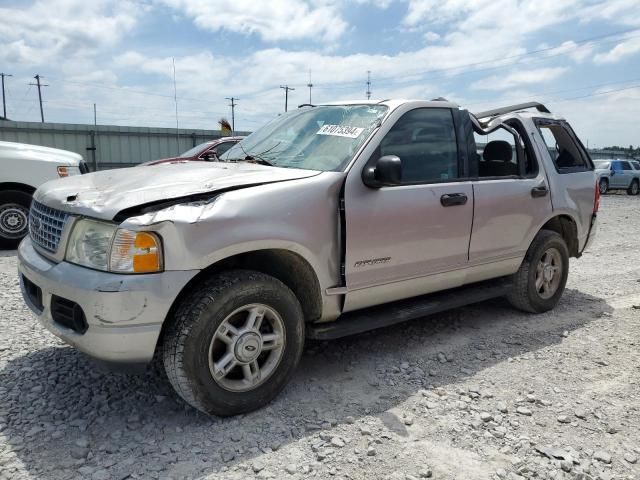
423;31;441;42
594;37;640;64
158;0;348;42
470;67;568;91
0;0;140;65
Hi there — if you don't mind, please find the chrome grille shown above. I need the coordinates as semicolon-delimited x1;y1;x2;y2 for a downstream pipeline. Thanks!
29;201;69;253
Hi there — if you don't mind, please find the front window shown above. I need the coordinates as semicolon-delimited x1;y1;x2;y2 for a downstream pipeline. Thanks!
220;105;388;171
595;161;611;169
179;142;212;158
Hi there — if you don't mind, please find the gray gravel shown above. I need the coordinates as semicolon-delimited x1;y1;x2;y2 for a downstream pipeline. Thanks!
1;194;639;480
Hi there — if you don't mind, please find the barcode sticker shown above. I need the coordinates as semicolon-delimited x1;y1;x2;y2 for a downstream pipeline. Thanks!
317;124;364;138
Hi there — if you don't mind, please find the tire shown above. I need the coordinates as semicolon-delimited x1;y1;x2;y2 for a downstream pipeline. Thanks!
0;190;32;249
598;178;608;195
162;270;305;416
627;179;639;196
507;230;569;313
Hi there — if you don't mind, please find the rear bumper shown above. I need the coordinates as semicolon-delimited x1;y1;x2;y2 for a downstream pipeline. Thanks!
17;237;198;364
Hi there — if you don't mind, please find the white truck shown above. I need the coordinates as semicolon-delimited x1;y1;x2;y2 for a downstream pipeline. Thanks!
0;141;87;248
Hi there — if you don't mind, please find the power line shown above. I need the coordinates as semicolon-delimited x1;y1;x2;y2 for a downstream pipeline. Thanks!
312;28;640;91
225;97;238;133
1;72;12;118
280;85;295;112
29;74;48;122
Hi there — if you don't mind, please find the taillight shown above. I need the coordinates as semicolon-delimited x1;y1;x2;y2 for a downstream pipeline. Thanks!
594;180;600;213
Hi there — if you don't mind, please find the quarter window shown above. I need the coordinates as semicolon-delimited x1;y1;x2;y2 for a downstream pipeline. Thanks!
378;108;458;184
537;123;589;171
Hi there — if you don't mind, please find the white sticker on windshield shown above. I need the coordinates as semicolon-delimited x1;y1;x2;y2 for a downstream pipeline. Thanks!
316;124;364;138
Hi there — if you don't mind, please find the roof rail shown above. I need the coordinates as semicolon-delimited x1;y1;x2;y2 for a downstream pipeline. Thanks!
474;102;550;119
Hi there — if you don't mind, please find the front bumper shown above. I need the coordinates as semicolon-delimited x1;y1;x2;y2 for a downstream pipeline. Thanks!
17;238;198;364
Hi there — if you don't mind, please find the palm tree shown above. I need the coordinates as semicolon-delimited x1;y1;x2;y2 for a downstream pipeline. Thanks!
218;117;232;135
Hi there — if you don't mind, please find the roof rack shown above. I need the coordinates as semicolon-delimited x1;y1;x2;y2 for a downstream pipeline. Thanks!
474;102;550;119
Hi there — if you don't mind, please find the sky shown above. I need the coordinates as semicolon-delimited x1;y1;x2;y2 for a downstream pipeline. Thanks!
1;0;640;148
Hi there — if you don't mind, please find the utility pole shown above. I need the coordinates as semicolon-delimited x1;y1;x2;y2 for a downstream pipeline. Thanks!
1;72;12;119
366;71;371;100
280;85;295;112
225;97;238;134
307;71;313;104
29;74;48;123
93;103;97;126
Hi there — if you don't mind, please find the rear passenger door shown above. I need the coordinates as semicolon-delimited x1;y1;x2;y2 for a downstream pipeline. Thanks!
468;120;552;278
343;107;474;311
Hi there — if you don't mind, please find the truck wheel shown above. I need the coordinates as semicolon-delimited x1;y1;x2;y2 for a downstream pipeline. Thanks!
627;179;639;195
507;230;569;313
0;191;32;249
598;178;608;194
163;270;305;416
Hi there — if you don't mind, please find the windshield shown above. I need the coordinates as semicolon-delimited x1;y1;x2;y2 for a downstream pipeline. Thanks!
594;161;611;169
179;142;212;158
220;104;388;171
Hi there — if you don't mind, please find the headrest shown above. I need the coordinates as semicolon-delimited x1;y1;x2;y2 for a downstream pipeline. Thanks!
483;140;512;162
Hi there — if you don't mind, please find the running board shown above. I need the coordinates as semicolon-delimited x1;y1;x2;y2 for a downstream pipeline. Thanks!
307;278;512;340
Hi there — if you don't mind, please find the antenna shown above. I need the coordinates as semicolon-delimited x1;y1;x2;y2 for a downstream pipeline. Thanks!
366;70;371;100
307;71;313;104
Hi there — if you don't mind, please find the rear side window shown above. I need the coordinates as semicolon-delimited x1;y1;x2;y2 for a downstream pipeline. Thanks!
537;122;590;172
620;161;632;171
378;108;458;184
214;141;235;156
632;161;640;170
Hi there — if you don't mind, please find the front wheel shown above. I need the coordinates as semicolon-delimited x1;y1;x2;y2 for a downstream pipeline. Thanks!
598;178;608;195
162;270;305;416
627;179;639;196
507;230;569;313
0;190;32;249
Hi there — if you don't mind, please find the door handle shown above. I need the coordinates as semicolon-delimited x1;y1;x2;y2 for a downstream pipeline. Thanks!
440;193;468;207
531;185;549;198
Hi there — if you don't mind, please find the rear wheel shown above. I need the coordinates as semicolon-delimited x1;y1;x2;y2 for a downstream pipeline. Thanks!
598;178;608;195
627;179;639;196
507;230;569;313
162;270;305;416
0;191;32;249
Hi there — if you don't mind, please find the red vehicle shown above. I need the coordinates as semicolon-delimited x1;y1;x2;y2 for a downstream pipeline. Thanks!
141;136;244;166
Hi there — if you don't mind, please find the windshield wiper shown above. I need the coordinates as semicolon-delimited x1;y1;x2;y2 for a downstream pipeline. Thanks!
242;155;274;166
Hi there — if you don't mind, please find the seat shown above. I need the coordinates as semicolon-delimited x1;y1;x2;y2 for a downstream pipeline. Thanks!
479;140;518;177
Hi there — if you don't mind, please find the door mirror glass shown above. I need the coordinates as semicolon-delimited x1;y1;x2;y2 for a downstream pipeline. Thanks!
363;155;402;188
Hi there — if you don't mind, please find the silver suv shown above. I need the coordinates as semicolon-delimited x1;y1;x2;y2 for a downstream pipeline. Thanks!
594;159;640;195
17;100;598;416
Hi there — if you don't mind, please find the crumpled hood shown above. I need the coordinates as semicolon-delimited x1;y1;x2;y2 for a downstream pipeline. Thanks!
34;161;321;220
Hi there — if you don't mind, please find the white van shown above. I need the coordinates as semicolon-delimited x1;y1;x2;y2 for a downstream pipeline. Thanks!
0;141;87;248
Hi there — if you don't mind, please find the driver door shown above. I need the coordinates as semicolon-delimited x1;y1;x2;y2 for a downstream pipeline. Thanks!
343;107;473;312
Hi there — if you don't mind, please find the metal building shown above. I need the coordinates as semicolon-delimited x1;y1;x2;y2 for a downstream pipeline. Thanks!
0;120;250;170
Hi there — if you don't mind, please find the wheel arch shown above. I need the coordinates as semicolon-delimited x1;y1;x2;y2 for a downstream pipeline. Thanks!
157;248;323;350
0;182;37;195
539;214;579;258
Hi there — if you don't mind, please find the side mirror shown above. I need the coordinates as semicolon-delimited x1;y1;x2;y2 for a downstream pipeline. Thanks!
202;151;218;162
362;155;402;188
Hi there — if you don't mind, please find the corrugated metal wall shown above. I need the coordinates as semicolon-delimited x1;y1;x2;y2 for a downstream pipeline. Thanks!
0;120;250;170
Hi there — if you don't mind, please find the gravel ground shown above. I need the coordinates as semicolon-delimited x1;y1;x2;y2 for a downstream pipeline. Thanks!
1;195;639;480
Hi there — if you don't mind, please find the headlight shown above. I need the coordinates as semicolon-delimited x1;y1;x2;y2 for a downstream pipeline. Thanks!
65;219;163;273
58;166;81;177
66;219;116;271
